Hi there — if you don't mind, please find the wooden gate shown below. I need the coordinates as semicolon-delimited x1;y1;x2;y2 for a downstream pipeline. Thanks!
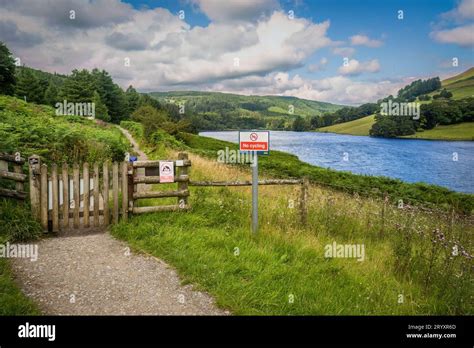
28;155;129;232
130;153;190;214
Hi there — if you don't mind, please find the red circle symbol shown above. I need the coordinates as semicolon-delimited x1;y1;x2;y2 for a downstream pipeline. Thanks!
250;132;258;141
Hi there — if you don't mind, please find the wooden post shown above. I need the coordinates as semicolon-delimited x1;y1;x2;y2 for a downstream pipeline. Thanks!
121;161;128;222
103;162;109;226
300;177;309;226
73;164;80;228
62;163;69;229
51;164;59;233
112;162;119;224
178;153;189;209
93;163;100;227
128;163;134;215
83;163;89;228
28;155;41;220
40;164;48;231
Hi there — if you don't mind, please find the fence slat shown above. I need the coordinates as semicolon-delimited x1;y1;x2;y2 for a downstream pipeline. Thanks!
133;189;189;199
189;179;303;187
28;155;41;219
134;175;189;184
133;160;191;168
62;163;69;229
93;163;100;227
83;163;89;228
51;164;59;232
112;162;119;224
73;164;80;228
0;170;26;182
133;205;188;214
14;165;24;193
178;153;189;209
103;162;109;226
40;164;48;231
121;161;128;222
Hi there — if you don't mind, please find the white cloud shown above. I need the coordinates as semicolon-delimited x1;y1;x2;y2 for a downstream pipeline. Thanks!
308;57;328;72
350;34;383;47
210;72;402;105
190;0;279;22
431;23;474;47
332;47;355;57
338;59;380;76
431;0;474;48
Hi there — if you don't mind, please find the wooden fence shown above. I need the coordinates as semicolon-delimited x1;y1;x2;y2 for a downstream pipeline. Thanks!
28;155;129;232
189;177;309;225
131;153;191;214
0;152;27;200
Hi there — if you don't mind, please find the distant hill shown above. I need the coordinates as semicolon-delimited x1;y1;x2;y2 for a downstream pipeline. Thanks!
149;91;343;118
318;67;474;140
440;67;474;99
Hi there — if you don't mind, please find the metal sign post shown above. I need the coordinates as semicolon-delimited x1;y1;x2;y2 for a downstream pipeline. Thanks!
239;131;270;235
251;152;258;234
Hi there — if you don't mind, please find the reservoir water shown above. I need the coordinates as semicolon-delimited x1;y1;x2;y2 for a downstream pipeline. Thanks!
200;131;474;194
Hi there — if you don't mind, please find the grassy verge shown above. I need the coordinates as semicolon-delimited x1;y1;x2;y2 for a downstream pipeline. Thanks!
0;199;42;315
113;122;473;315
401;123;474;141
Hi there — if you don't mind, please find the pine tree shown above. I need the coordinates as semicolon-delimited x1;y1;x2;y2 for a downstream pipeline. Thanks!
59;69;95;103
15;68;44;103
44;82;59;106
0;41;16;96
125;85;140;116
92;91;110;122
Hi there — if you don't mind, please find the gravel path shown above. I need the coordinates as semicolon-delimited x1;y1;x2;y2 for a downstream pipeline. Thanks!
12;233;227;315
11;127;228;315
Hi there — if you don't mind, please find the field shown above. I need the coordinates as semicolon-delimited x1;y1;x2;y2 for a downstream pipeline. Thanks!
317;114;375;136
112;122;473;315
402;122;474;141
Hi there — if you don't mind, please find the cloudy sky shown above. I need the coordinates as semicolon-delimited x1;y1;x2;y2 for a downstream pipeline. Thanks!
0;0;473;105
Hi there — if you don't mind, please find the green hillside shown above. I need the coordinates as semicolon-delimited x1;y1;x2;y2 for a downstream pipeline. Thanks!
318;114;375;136
150;91;343;117
316;67;474;139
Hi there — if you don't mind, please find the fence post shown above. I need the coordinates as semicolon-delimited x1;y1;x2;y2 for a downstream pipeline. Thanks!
73;163;80;229
178;153;189;209
40;164;48;231
121;161;128;222
83;163;90;228
62;163;69;229
103;162;110;226
112;162;119;224
300;177;309;226
128;162;134;215
93;163;100;227
28;155;41;220
51;164;59;233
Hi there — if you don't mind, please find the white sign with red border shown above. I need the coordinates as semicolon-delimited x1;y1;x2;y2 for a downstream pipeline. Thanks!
159;161;175;183
239;131;270;154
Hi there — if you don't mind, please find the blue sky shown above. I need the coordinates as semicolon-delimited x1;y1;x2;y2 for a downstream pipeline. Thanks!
1;0;472;105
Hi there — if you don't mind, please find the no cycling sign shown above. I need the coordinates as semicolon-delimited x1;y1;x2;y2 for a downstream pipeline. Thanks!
239;131;270;155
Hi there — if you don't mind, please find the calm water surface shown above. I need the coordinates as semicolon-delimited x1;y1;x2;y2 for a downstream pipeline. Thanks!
200;131;474;193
